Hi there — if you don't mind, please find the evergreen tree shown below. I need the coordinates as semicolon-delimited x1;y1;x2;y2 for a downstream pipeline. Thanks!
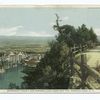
22;15;97;89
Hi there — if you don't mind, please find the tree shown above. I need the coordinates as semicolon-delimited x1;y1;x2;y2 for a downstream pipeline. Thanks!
22;15;97;89
22;41;70;89
89;27;97;43
9;83;19;89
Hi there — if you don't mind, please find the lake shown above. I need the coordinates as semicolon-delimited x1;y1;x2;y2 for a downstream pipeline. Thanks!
0;66;24;89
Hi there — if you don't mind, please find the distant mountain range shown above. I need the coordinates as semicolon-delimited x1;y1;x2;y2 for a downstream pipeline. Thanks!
0;36;55;47
0;35;99;48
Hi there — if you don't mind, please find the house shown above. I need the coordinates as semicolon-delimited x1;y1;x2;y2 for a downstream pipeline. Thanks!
24;58;38;67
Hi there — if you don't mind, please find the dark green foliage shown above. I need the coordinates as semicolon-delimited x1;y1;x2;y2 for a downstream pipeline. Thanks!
22;41;70;89
22;16;97;89
9;83;19;89
57;24;97;46
89;27;97;43
57;25;76;47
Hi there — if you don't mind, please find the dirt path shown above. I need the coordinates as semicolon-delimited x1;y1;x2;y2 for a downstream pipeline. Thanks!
85;46;100;68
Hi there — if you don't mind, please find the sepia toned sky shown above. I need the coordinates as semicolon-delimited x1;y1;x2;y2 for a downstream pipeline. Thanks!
0;7;100;36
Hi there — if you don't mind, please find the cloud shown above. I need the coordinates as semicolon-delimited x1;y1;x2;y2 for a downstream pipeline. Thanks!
0;25;23;36
17;31;54;37
62;16;69;21
0;26;54;37
94;28;100;36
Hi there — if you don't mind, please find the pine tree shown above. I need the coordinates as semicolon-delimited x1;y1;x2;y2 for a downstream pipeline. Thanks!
22;15;97;89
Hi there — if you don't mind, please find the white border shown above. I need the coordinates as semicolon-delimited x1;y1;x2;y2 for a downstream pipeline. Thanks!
0;0;100;5
0;1;100;94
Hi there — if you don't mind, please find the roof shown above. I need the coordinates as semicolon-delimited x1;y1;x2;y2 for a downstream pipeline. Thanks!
25;58;38;65
9;52;15;56
18;52;23;56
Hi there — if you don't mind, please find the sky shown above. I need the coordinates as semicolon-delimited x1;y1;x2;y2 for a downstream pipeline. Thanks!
0;7;100;36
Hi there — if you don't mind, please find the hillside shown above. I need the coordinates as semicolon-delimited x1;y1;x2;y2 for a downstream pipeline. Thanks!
0;36;55;47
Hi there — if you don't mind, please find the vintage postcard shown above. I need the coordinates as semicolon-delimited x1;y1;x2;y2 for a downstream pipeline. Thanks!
0;5;100;93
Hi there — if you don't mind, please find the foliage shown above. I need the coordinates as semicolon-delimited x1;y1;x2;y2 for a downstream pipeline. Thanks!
22;16;97;89
8;83;19;89
22;42;70;89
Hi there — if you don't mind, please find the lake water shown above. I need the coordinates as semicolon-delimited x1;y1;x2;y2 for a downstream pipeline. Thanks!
0;66;24;89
